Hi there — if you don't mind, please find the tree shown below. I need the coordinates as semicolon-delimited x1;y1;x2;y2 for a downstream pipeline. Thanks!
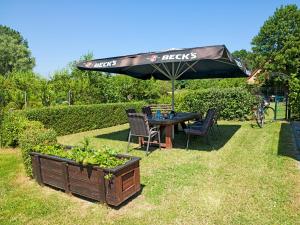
251;5;300;76
232;49;255;71
0;25;35;76
251;4;300;117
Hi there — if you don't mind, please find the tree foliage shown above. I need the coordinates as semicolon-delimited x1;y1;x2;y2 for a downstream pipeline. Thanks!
251;4;300;76
0;25;35;76
232;49;255;71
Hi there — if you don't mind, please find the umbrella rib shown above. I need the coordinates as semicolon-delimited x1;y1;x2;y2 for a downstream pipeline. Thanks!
174;61;182;78
184;62;197;72
175;62;187;79
161;63;173;78
175;60;199;79
150;63;160;75
150;64;172;79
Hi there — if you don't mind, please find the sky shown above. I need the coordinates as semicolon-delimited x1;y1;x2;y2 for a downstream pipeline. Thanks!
1;0;299;77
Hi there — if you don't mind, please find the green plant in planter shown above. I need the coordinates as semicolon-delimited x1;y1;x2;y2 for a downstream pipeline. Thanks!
32;144;127;169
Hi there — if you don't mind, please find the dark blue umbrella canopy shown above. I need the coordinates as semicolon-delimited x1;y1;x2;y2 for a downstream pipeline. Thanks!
77;45;249;109
77;45;249;80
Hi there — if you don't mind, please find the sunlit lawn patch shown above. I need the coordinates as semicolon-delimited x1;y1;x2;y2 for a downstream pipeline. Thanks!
1;121;300;225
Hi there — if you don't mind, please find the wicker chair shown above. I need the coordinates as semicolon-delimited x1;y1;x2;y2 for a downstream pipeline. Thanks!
142;106;153;118
184;108;216;149
127;113;161;155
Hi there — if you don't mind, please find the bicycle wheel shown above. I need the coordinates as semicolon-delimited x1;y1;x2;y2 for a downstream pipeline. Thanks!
263;106;275;124
256;108;264;128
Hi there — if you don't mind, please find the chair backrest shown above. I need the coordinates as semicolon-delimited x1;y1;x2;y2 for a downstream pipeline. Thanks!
202;108;216;131
142;106;153;118
127;113;150;136
125;108;136;115
213;108;219;125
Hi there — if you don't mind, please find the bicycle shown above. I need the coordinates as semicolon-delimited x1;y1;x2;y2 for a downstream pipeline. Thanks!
255;98;276;128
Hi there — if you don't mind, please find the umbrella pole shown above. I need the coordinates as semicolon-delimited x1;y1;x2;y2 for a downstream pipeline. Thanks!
171;78;175;111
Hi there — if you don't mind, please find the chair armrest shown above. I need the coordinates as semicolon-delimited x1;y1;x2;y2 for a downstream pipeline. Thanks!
149;126;159;132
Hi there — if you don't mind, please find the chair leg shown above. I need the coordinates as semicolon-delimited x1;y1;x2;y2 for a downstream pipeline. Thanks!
146;135;151;155
127;132;131;152
186;133;190;150
157;131;161;150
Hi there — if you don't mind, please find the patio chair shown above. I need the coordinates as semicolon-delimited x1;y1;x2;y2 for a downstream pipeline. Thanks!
127;113;161;155
190;108;220;137
184;108;216;149
125;108;137;115
142;106;153;118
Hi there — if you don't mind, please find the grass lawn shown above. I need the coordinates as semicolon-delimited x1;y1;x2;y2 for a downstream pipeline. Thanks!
1;121;300;225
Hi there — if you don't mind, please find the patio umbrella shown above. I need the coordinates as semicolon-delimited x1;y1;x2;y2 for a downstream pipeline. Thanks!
77;45;250;110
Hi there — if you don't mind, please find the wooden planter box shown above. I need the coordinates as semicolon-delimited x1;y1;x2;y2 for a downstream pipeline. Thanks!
30;152;141;206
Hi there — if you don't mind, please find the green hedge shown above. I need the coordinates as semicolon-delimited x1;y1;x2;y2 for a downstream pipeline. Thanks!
20;102;145;135
175;88;257;120
19;121;57;176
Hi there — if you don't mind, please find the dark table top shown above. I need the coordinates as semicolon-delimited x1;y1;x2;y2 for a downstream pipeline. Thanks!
148;112;199;125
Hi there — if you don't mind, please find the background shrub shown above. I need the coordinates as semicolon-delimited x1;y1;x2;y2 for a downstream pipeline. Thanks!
0;113;29;147
20;101;145;135
175;87;257;120
19;121;57;176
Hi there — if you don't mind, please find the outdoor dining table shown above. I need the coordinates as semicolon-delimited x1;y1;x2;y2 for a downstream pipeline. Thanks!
146;112;200;149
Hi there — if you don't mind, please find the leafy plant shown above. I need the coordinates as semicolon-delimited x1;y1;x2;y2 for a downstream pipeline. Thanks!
32;144;127;169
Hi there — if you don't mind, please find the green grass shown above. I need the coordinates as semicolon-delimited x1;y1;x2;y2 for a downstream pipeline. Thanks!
1;121;300;225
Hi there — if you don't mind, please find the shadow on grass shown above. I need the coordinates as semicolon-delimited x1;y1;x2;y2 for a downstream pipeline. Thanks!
278;123;300;162
95;124;241;152
43;183;145;209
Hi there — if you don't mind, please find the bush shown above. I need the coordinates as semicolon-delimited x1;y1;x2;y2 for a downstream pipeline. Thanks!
175;88;257;120
0;112;29;147
20;102;145;135
289;74;300;119
19;120;57;176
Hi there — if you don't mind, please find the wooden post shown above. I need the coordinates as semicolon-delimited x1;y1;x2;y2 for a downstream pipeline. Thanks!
97;169;106;203
62;162;70;194
34;155;43;186
165;125;173;149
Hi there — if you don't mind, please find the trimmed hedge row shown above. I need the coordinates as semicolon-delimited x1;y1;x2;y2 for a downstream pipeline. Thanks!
175;88;257;120
20;102;145;135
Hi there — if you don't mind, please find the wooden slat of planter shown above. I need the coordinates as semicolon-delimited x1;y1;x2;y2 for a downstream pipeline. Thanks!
68;177;100;191
122;170;135;191
69;178;102;200
42;172;65;189
40;158;64;174
68;165;99;182
68;165;105;201
69;183;101;200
